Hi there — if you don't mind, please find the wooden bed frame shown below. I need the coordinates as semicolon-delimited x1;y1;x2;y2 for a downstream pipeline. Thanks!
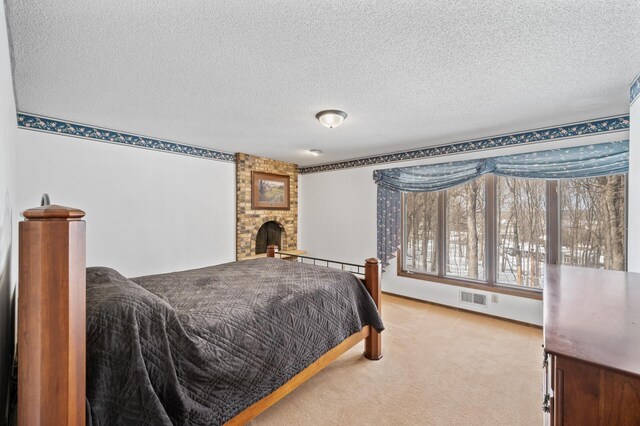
16;204;382;426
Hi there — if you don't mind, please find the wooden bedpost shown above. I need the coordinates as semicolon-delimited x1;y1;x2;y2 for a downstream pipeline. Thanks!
364;257;382;360
18;204;86;426
266;245;278;257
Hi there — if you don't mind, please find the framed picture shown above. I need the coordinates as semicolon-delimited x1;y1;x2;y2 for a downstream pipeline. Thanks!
251;171;290;210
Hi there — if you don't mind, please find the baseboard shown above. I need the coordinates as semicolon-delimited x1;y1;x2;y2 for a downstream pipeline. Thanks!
382;291;543;329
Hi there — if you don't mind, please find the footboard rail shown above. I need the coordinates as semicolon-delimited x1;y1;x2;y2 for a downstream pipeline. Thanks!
268;246;366;275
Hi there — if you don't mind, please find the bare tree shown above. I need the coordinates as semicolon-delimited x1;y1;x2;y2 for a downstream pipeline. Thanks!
602;175;625;270
406;192;439;272
497;177;546;288
465;181;479;279
446;177;485;279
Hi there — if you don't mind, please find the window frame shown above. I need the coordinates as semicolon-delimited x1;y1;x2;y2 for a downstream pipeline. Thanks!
397;173;629;301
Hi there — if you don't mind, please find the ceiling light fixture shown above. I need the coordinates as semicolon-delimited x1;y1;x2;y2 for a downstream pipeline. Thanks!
316;110;347;128
309;149;323;156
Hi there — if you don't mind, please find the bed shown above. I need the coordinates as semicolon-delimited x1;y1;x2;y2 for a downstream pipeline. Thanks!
16;203;383;426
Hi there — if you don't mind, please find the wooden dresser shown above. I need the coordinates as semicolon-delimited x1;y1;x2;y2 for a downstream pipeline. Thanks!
543;265;640;425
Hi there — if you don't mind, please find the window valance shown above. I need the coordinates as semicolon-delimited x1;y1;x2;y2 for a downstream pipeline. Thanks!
373;140;629;193
374;140;629;269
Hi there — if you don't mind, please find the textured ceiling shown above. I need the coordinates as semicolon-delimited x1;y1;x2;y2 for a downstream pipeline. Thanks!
6;0;640;166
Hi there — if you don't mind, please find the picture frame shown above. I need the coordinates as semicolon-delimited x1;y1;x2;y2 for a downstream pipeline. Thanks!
251;171;290;210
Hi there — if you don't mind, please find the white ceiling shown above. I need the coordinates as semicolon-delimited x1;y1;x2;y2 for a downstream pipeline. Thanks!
6;0;640;166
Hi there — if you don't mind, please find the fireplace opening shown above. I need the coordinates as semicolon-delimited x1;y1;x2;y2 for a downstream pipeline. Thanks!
255;221;282;255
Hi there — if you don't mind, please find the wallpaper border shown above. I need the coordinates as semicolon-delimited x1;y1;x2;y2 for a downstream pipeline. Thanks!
299;114;630;174
16;112;631;169
16;112;236;162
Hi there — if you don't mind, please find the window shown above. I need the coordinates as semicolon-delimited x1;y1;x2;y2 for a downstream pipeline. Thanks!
446;177;485;280
560;175;626;270
404;192;439;273
496;177;546;289
401;173;627;297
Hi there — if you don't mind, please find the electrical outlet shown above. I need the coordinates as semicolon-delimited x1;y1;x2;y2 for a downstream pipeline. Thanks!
491;294;499;303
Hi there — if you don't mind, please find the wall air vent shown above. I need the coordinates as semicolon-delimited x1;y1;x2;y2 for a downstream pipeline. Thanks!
460;290;488;307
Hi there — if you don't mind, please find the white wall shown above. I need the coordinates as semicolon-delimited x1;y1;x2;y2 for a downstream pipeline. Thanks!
299;131;629;326
0;1;17;420
628;88;640;273
14;131;236;277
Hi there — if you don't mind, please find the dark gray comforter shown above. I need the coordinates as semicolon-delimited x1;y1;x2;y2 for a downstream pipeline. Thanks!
86;258;384;425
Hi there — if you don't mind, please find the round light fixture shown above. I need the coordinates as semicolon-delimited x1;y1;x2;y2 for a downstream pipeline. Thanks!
309;149;323;156
316;110;347;128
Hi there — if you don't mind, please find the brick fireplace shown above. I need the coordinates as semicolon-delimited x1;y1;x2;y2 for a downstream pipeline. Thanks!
236;153;298;260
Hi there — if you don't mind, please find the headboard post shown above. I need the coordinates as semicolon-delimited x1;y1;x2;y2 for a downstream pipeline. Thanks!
18;204;86;426
363;258;382;360
266;245;278;257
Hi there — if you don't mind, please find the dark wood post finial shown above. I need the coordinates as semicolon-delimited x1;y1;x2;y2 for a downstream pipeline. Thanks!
22;204;86;220
364;257;382;360
266;245;279;258
18;204;86;425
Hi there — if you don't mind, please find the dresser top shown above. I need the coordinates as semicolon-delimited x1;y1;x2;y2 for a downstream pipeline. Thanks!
544;265;640;377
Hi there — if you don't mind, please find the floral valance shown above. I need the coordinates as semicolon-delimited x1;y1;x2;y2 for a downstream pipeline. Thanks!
374;140;629;269
373;140;629;193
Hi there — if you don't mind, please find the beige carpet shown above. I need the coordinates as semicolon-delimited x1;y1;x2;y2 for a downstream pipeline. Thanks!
249;294;543;426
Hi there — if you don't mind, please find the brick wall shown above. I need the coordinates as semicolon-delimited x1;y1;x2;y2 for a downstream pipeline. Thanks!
236;153;298;259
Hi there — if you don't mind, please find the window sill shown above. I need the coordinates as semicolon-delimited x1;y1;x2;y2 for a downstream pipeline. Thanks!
397;269;543;301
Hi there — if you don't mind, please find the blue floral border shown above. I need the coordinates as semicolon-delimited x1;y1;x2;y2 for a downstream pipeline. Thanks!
299;115;630;174
631;72;640;105
17;112;236;162
16;112;631;168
